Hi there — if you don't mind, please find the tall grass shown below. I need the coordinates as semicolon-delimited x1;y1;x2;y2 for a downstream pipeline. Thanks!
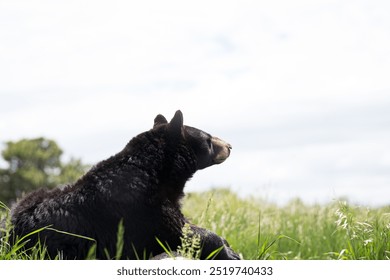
182;189;390;260
1;189;389;260
0;201;53;260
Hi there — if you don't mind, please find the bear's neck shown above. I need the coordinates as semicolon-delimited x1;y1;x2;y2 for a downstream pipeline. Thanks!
80;130;197;205
126;131;197;204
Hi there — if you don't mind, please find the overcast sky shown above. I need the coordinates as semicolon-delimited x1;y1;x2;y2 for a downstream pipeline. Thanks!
1;0;390;206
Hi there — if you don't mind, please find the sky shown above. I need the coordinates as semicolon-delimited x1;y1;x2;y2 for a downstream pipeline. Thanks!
1;0;390;206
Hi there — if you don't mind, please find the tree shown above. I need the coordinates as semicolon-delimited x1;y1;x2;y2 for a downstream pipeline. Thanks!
0;137;89;205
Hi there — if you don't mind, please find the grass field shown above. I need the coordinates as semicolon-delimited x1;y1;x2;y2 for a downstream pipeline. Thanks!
1;189;389;260
182;189;390;260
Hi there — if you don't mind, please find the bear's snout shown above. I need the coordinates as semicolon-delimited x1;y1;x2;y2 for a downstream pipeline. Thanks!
212;137;232;164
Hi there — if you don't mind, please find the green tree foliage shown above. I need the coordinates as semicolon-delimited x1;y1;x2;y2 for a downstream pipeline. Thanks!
0;138;89;205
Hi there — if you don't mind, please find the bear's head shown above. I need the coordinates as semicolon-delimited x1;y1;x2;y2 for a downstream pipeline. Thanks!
153;110;232;170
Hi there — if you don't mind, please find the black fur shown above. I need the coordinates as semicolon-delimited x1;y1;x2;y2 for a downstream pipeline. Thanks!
10;111;239;260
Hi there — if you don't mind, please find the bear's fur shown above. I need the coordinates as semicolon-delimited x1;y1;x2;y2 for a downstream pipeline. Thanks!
10;110;239;260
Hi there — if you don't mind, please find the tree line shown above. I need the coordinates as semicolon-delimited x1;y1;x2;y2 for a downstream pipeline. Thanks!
0;138;89;206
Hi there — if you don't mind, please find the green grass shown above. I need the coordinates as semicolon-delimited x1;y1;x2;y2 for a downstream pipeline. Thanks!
182;189;390;260
1;189;389;260
0;201;52;260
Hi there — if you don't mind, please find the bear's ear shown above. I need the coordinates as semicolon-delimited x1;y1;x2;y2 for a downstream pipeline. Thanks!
168;110;184;137
154;114;168;128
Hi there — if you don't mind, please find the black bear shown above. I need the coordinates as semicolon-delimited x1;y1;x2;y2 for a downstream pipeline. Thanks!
10;110;239;260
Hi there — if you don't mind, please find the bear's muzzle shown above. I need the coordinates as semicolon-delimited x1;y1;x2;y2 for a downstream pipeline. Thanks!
212;137;232;164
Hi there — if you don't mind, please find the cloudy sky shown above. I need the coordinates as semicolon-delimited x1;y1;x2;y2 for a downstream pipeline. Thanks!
1;0;390;206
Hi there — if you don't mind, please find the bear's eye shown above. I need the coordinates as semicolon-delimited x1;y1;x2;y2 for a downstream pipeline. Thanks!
207;138;212;148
